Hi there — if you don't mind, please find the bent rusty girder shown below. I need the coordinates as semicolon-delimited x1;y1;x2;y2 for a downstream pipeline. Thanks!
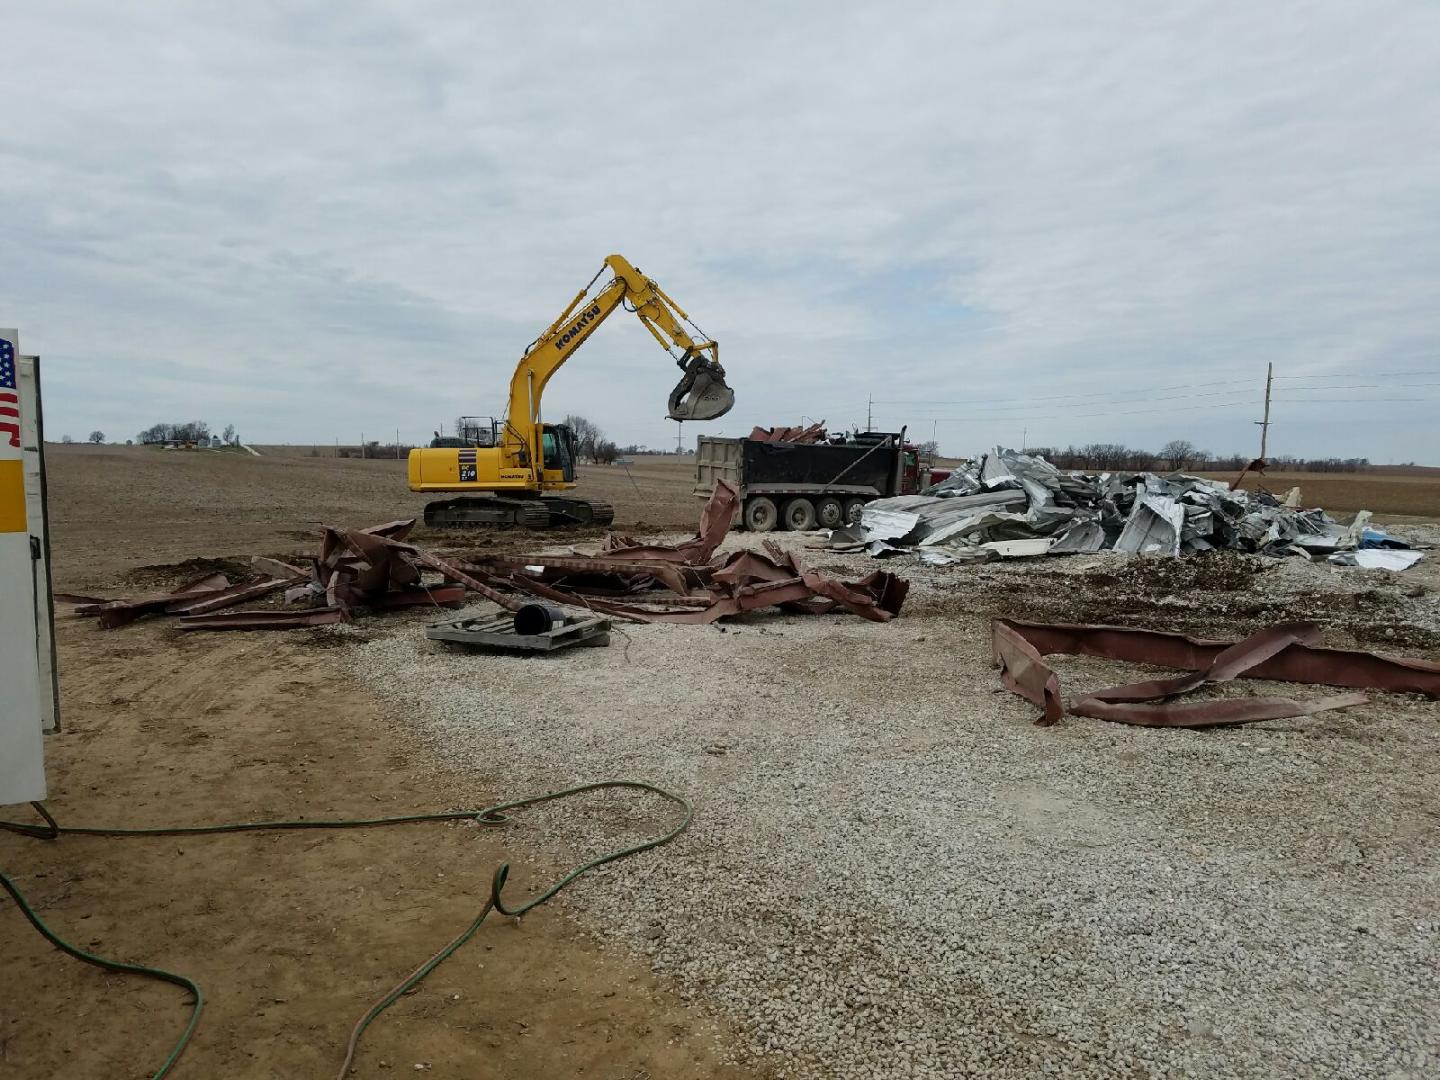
993;618;1439;728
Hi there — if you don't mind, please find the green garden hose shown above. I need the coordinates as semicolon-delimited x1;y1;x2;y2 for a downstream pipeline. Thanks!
0;780;692;1079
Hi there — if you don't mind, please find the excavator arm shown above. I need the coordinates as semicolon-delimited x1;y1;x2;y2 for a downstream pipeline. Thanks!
504;254;733;454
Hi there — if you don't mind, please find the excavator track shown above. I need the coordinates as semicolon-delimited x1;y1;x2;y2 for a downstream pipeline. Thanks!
423;495;614;529
541;496;614;527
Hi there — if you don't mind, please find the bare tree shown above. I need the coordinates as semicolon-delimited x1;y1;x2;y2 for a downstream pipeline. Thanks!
222;423;236;445
1159;439;1196;471
87;430;105;444
563;414;605;461
60;434;75;444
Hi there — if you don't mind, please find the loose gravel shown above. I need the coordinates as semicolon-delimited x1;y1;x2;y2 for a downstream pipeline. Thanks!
348;536;1440;1079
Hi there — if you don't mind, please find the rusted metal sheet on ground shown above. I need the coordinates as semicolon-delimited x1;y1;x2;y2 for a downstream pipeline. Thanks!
251;556;307;579
366;584;466;610
165;576;300;616
599;479;740;565
179;606;350;631
992;618;1440;728
465;554;700;598
557;563;909;625
78;572;238;629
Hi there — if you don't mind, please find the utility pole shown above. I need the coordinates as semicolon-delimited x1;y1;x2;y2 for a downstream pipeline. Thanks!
1255;362;1273;461
1022;426;1028;452
395;428;400;460
676;421;683;454
866;394;873;432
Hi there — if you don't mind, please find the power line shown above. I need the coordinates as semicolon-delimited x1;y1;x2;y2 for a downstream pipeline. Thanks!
870;377;1261;408
868;399;1263;424
1275;370;1440;380
1272;397;1440;404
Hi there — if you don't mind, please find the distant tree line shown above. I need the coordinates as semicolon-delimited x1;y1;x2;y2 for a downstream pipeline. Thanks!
1028;440;1371;474
563;414;619;464
136;422;239;446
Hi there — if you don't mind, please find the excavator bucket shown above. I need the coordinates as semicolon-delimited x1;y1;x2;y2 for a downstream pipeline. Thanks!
667;355;735;422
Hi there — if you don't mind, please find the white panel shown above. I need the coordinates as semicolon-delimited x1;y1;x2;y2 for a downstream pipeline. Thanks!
0;327;46;804
20;354;60;732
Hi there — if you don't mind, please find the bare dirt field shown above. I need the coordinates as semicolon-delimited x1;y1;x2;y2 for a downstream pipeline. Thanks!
5;444;1440;1079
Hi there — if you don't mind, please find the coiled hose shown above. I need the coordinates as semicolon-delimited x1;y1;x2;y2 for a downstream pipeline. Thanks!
0;780;691;1079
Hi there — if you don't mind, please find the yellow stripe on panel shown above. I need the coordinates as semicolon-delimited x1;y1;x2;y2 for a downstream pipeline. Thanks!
0;459;27;532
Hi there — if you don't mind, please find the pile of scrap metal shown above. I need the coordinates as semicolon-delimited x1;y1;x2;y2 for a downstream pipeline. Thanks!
59;484;907;632
58;520;467;631
834;446;1419;566
993;618;1440;728
747;421;828;444
448;480;909;624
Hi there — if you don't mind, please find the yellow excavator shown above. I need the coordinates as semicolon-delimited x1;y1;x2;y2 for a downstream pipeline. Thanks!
408;254;735;528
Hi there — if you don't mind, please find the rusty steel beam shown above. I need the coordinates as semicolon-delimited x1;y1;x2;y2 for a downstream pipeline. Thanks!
165;576;300;616
411;551;524;612
178;604;347;630
251;556;307;579
992;618;1439;729
179;606;350;631
366;584;466;610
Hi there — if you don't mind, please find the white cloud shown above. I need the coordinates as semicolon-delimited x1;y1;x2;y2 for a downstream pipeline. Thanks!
2;1;1438;461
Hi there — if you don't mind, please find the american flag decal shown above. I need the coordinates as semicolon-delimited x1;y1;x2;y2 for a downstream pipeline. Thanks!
0;339;19;449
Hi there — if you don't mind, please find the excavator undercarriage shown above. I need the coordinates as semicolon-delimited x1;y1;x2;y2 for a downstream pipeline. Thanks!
422;494;615;529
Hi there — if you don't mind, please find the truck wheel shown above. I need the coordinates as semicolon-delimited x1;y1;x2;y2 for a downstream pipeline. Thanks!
843;497;867;525
781;497;817;531
815;496;845;529
744;496;778;533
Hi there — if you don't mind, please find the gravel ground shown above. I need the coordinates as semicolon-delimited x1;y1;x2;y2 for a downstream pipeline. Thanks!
347;534;1440;1079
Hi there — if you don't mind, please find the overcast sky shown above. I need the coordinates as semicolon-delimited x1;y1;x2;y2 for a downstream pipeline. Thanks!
4;2;1439;462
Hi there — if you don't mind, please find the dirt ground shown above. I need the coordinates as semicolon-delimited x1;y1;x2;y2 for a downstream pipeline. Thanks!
44;445;704;591
3;445;761;1079
6;444;1439;1078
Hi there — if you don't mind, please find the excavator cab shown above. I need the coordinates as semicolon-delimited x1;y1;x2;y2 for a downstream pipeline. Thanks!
541;424;577;483
667;350;735;422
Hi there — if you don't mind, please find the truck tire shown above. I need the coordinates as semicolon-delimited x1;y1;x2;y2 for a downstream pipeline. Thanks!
744;496;778;533
781;497;817;531
843;497;867;526
815;496;845;529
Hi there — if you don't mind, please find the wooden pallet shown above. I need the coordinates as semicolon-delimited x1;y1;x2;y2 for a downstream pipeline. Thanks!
425;612;611;653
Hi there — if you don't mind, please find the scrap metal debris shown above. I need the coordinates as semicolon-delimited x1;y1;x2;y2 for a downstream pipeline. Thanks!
993;617;1440;728
59;481;907;634
61;519;468;631
842;447;1420;565
748;421;829;444
453;482;909;625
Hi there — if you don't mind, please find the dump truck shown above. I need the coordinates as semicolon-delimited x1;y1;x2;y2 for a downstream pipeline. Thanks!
693;431;941;531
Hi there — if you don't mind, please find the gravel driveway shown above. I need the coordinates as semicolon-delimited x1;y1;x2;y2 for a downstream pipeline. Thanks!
349;537;1440;1079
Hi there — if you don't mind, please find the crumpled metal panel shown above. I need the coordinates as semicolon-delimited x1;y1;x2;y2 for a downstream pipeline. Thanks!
599;479;739;565
1114;488;1185;556
993;617;1440;728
